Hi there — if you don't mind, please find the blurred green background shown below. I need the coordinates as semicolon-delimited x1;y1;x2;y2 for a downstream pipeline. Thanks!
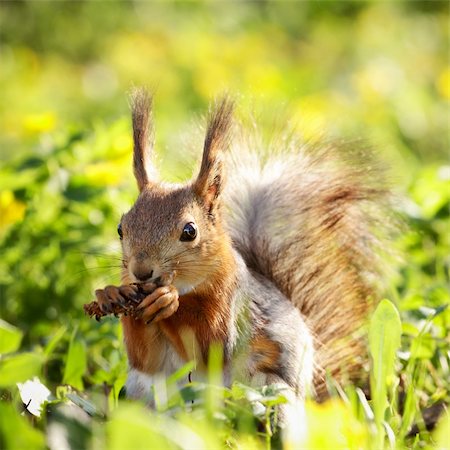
0;1;449;449
2;0;448;330
1;0;448;327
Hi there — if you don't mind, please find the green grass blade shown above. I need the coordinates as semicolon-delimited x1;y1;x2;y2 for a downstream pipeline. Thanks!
369;299;402;449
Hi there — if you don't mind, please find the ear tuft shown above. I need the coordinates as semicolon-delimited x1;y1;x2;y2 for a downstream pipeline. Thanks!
203;97;234;161
194;97;234;214
129;87;155;191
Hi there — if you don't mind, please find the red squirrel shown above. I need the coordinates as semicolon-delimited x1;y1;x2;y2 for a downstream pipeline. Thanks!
94;88;390;421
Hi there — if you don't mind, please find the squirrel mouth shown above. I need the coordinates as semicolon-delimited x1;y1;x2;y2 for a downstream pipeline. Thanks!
153;271;176;287
130;270;197;297
129;269;202;296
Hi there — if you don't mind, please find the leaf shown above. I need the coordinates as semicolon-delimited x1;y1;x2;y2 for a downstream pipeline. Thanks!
0;319;23;354
66;393;100;417
434;408;450;450
0;402;45;449
230;382;247;400
401;322;419;337
260;394;287;407
0;352;43;387
166;361;196;386
63;331;87;390
178;384;202;404
44;325;67;356
107;403;173;450
368;299;402;446
410;334;437;360
369;299;402;392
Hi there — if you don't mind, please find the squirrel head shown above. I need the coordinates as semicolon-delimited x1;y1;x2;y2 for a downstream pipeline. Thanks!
119;89;234;295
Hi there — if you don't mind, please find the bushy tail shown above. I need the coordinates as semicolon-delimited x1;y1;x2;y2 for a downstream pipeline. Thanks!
223;132;393;399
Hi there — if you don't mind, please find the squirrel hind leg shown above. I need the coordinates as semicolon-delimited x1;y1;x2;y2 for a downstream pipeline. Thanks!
124;369;156;407
262;374;309;446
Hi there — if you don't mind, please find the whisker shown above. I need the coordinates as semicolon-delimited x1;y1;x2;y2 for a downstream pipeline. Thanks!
74;265;123;276
159;245;172;263
170;267;214;276
170;266;215;274
174;266;217;272
162;249;191;264
172;258;219;268
69;269;123;286
162;248;198;264
75;250;124;262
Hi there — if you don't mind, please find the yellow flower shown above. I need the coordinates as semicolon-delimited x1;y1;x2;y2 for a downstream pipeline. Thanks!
0;190;26;229
84;158;129;187
303;399;368;450
436;67;450;100
23;112;56;134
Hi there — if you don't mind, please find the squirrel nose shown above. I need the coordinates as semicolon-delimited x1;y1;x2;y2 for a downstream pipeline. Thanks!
133;269;154;282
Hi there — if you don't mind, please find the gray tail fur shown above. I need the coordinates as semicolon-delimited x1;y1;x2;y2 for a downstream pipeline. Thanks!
223;130;394;399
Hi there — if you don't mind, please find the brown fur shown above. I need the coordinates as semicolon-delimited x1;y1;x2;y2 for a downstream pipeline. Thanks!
119;92;238;373
193;97;234;214
251;334;282;373
117;88;392;403
121;316;166;372
130;88;155;191
223;140;393;398
160;238;237;363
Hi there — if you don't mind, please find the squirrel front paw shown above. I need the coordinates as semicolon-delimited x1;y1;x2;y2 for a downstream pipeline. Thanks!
94;285;140;314
135;285;179;324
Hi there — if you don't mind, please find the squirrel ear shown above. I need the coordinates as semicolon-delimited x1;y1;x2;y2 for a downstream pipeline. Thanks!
130;87;156;191
193;97;234;214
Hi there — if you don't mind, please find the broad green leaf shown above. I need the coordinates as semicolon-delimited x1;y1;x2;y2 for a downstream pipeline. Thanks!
108;403;220;450
434;408;450;450
66;393;99;417
63;332;87;390
369;299;402;447
0;352;43;387
369;299;402;391
0;402;45;450
107;403;174;450
0;319;23;354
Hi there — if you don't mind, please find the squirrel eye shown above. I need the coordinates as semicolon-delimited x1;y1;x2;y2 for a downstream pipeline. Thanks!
180;222;197;242
117;223;123;240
